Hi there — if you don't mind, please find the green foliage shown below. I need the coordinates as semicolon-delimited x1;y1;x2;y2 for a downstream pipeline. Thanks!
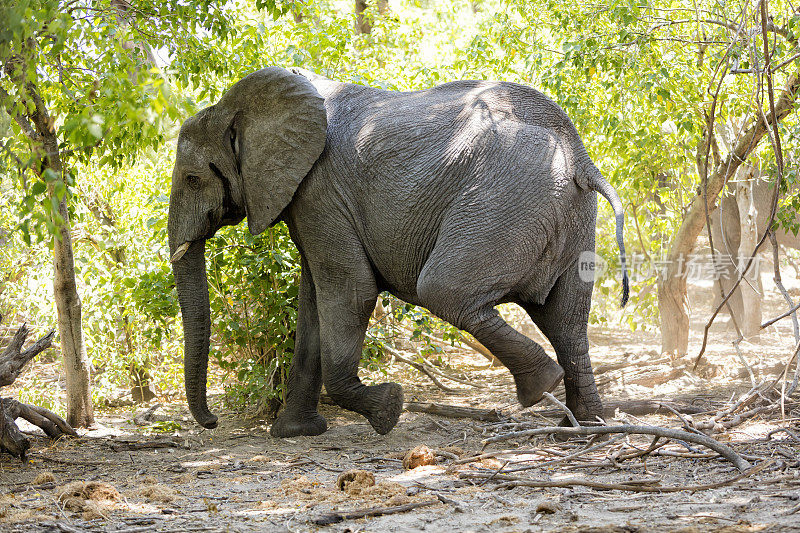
3;0;800;417
206;223;300;417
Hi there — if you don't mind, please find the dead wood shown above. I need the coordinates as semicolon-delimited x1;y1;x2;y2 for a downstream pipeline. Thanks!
0;322;55;387
762;300;800;330
399;323;501;367
624;366;685;387
388;349;459;392
482;424;751;471
534;399;709;419
133;403;162;426
461;459;771;493
593;357;672;375
387;346;482;390
0;318;77;461
781;501;800;515
542;392;579;427
454;332;501;367
311;499;441;525
404;401;503;421
108;438;183;452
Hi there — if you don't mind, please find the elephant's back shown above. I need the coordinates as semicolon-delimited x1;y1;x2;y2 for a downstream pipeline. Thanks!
304;79;594;299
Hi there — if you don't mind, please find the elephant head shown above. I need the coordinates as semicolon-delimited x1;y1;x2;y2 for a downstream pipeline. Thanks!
168;67;327;428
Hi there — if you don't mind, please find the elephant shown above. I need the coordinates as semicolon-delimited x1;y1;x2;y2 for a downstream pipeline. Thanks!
167;66;629;437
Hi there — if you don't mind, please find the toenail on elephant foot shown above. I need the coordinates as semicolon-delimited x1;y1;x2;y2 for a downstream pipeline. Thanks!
363;383;404;435
270;412;327;438
513;361;564;408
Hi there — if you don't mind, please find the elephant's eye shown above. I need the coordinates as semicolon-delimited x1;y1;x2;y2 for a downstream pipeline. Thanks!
186;175;201;189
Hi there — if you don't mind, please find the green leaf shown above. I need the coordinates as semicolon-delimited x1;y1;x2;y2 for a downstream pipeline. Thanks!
30;181;46;196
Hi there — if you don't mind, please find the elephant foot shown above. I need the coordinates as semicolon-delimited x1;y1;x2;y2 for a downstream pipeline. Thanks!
362;383;404;435
270;411;327;438
513;360;564;408
560;398;604;426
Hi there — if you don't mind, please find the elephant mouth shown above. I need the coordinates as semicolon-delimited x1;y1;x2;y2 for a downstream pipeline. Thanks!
171;210;234;264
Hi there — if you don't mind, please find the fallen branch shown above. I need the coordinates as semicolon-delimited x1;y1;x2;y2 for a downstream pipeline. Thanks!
503;434;629;473
388;346;482;390
781;501;800;516
0;317;76;461
0;323;55;387
542;392;579;427
535;399;709;419
768;230;800;343
387;349;458;392
781;340;800;415
133;403;162;426
311;499;440;525
593;357;673;375
108;438;183;452
462;459;771;492
399;323;501;367
761;300;800;330
404;401;503;422
482;424;750;471
454;332;501;367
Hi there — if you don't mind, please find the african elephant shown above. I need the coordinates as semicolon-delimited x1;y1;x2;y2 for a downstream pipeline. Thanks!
168;67;629;437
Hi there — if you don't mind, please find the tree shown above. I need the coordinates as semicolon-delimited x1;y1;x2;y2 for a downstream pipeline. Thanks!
0;0;232;424
1;47;95;427
464;0;800;354
355;0;388;34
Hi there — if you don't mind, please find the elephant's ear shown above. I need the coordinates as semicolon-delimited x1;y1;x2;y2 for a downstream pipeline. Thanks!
221;67;327;235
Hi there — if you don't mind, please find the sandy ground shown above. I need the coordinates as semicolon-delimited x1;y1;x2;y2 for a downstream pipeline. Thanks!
1;271;799;532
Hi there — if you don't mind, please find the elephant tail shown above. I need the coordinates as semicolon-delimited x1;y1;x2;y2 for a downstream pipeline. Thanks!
588;170;629;307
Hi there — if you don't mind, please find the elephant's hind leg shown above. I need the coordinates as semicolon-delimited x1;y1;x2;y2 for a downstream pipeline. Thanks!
524;258;603;423
416;265;564;408
314;251;403;435
463;308;564;407
271;257;327;438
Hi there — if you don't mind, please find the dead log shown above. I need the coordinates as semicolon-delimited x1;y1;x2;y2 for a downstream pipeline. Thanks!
404;401;503;421
534;399;709;419
0;316;77;462
483;424;751;471
0;321;55;387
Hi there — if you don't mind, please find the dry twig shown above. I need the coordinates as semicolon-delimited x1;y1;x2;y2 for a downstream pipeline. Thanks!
483;424;750;471
542;392;580;427
462;459;772;493
311;499;441;525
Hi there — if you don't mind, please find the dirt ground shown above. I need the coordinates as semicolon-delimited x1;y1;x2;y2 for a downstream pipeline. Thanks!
1;272;800;532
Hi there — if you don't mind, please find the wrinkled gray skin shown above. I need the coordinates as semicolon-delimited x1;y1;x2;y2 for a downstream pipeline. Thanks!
168;67;629;437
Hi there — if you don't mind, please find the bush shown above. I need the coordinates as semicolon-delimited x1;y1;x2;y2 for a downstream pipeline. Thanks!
206;223;300;418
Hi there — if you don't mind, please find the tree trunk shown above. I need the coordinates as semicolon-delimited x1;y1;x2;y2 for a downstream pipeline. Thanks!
735;169;762;337
291;1;304;23
658;69;800;355
657;272;689;355
108;0;158;402
355;0;388;34
46;135;95;428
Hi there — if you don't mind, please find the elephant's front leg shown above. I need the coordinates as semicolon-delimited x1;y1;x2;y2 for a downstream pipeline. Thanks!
315;264;404;435
270;258;327;437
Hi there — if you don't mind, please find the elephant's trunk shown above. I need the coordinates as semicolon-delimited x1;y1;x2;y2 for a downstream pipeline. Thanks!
171;239;218;429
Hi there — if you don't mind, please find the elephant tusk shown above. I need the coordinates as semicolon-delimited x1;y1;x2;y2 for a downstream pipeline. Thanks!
170;241;191;263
